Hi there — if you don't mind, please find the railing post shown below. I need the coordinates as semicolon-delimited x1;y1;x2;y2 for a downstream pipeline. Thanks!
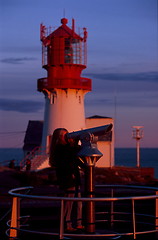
59;199;65;239
155;191;158;238
132;199;136;239
110;188;114;228
9;196;20;239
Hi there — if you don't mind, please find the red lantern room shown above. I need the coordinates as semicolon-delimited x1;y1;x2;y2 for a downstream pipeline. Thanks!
38;18;91;91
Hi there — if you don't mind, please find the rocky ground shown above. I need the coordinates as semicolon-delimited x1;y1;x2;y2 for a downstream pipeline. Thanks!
0;165;157;203
0;165;157;194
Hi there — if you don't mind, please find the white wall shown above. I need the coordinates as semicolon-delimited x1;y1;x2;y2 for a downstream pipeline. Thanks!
85;117;114;167
41;88;89;149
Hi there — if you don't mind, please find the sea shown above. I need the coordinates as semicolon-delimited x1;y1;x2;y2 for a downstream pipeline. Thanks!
0;148;158;178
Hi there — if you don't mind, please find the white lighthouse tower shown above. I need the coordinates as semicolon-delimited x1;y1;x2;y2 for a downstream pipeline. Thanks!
38;18;92;151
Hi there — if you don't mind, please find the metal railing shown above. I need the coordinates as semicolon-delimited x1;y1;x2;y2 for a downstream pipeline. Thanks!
20;147;49;170
20;146;41;169
7;185;158;239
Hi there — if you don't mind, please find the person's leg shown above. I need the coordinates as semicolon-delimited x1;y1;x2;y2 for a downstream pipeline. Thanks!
64;187;75;229
76;188;83;228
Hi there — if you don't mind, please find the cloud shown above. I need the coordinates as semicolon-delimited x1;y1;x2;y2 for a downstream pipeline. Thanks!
0;57;37;64
85;89;158;109
85;71;158;83
117;93;158;108
0;98;44;113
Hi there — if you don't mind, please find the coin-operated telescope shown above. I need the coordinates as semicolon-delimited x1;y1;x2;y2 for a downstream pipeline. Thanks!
67;124;113;233
67;124;113;162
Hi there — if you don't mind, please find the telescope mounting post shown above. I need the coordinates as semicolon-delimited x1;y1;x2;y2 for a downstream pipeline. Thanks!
78;132;103;233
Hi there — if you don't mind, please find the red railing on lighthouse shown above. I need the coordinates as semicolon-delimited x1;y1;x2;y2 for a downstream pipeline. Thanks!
37;77;92;91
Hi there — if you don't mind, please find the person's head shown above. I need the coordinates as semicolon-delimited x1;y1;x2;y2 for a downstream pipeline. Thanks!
54;128;77;146
51;128;68;146
49;128;68;167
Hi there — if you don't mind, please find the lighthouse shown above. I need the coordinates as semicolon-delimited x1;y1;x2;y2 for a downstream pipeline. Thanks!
23;18;114;170
23;17;114;170
38;18;92;151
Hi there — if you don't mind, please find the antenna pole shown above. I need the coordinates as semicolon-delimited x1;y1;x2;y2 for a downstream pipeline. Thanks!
63;8;66;18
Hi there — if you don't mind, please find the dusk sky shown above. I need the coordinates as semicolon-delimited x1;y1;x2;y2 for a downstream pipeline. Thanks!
0;0;157;148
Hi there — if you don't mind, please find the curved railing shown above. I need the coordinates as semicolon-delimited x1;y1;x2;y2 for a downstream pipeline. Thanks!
7;185;158;239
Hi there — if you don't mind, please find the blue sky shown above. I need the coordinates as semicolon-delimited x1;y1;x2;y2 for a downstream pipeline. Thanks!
0;0;157;148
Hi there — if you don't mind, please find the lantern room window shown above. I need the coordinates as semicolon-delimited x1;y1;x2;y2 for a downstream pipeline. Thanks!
64;38;73;63
64;38;82;64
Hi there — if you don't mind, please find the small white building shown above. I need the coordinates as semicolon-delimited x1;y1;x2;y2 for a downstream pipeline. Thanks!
86;115;114;168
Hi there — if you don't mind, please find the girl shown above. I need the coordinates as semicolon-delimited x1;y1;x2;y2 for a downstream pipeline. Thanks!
49;128;84;232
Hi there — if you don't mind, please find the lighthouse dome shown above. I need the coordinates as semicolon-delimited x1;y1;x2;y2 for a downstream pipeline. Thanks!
49;18;82;39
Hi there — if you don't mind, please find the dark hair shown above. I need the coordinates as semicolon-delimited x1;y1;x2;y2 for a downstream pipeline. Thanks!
49;128;68;167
